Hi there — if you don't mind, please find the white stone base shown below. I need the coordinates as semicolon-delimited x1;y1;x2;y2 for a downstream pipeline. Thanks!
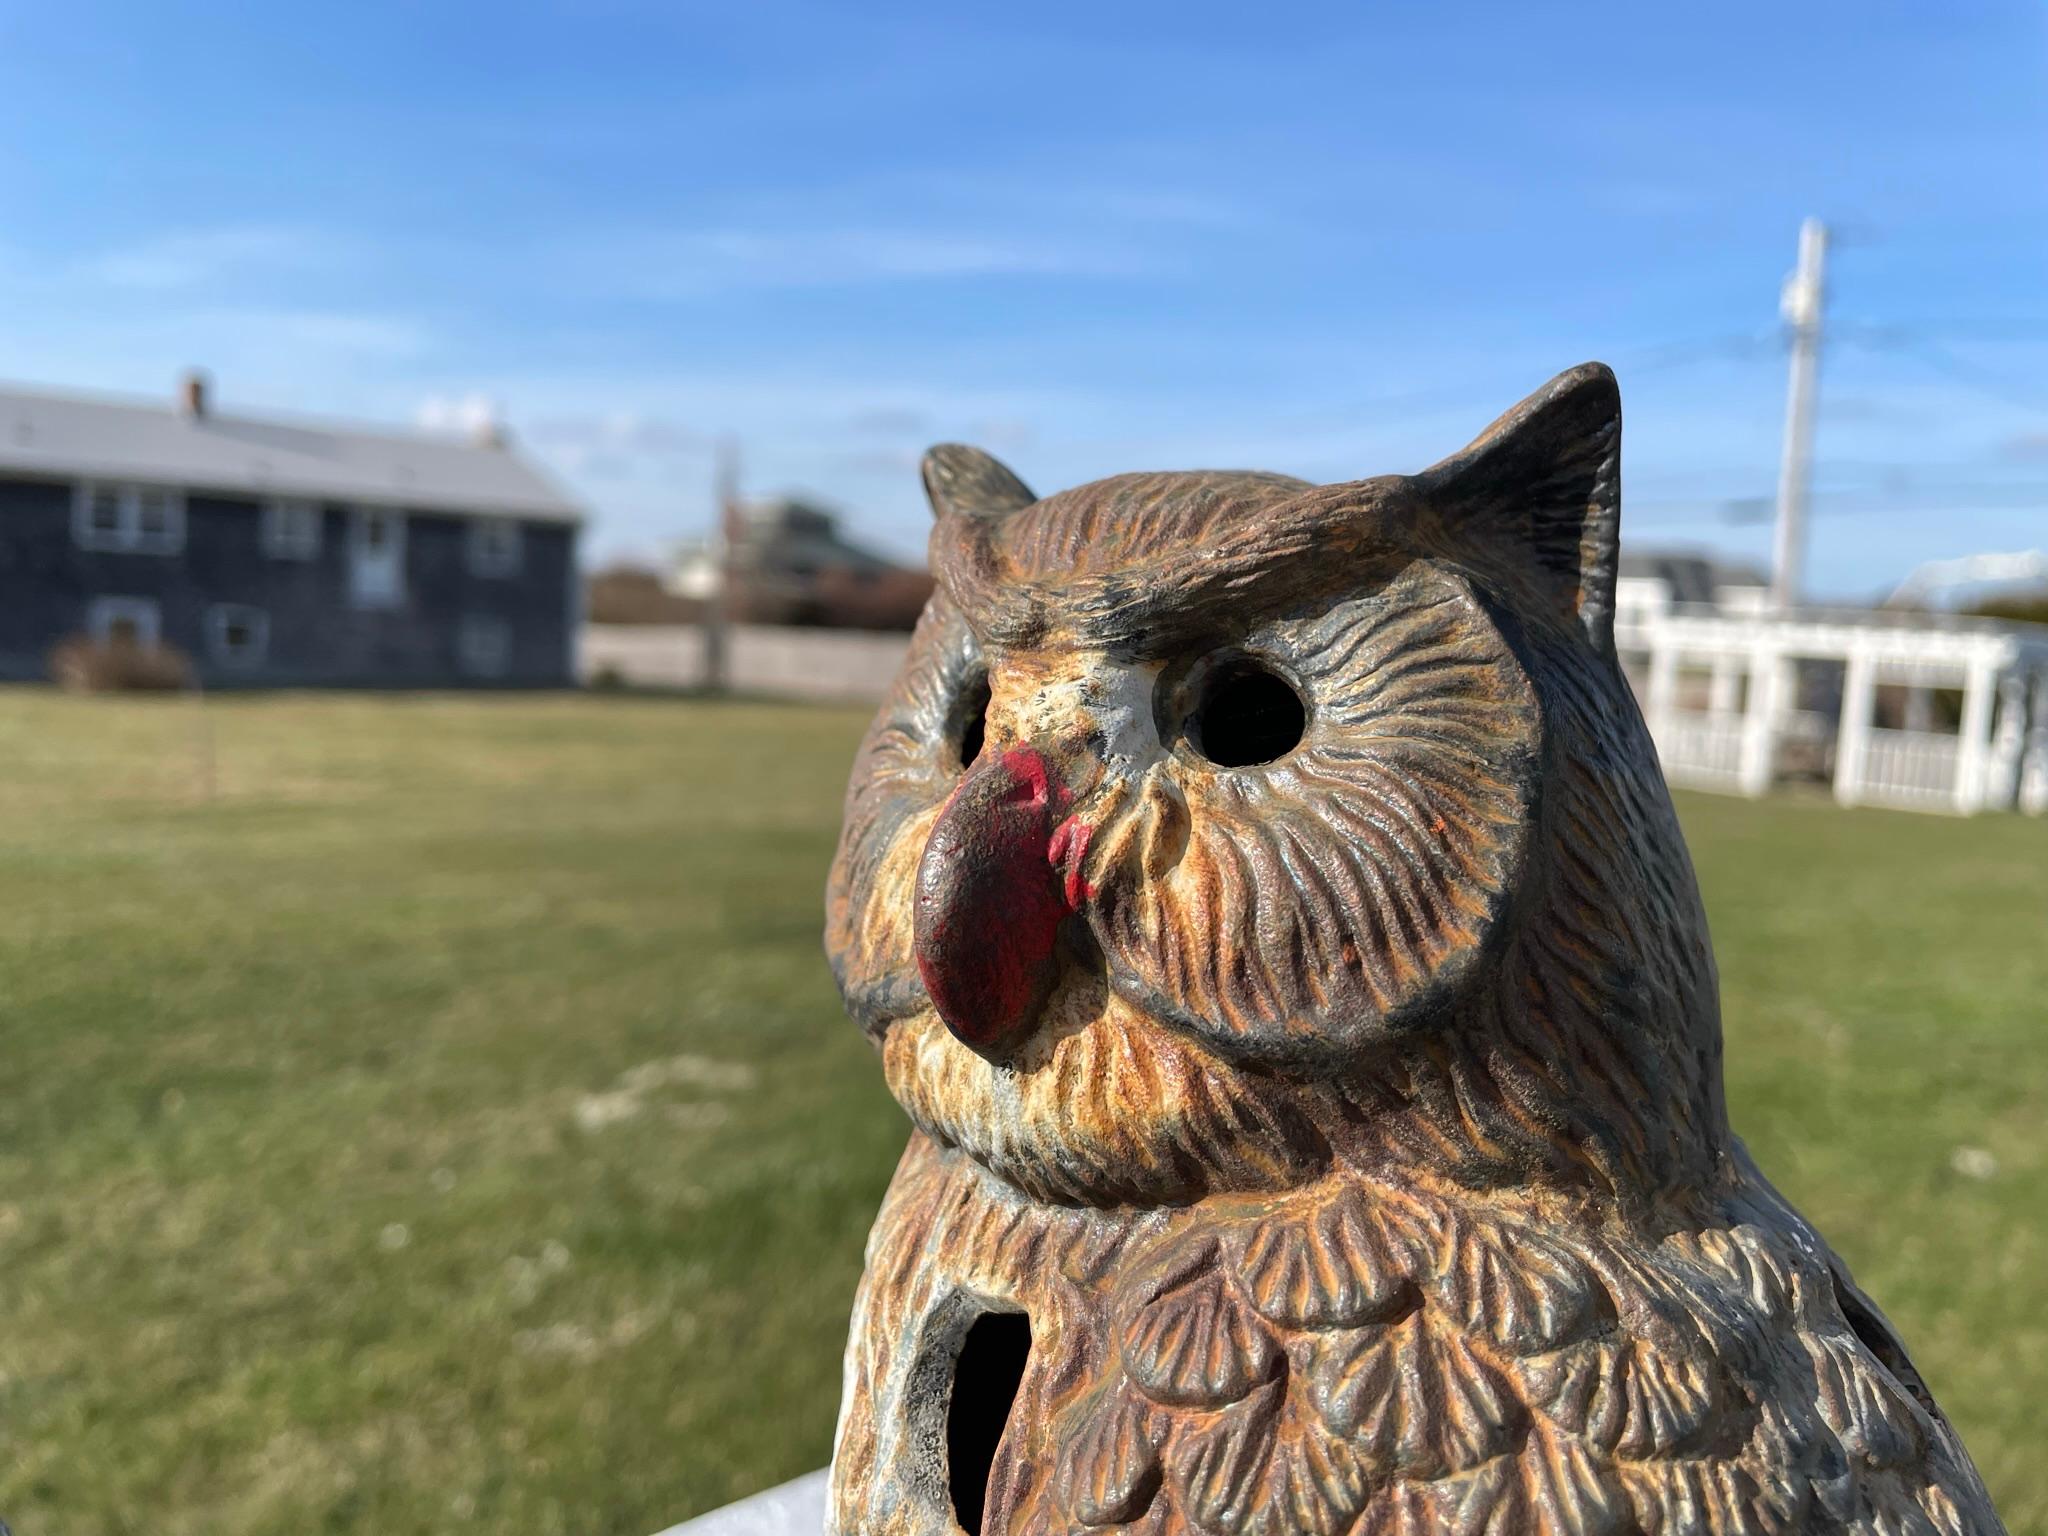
655;1469;829;1536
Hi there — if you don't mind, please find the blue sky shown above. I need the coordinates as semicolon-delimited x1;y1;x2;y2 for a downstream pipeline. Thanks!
1;2;2043;595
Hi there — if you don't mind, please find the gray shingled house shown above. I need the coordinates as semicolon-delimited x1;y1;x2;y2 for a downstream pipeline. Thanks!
0;373;582;687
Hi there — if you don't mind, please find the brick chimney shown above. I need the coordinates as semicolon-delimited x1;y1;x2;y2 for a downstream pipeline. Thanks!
179;369;210;419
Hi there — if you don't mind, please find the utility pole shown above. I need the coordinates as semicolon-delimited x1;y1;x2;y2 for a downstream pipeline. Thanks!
1770;217;1828;609
703;436;739;694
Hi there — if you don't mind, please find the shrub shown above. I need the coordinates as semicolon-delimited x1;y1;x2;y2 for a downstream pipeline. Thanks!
48;633;195;693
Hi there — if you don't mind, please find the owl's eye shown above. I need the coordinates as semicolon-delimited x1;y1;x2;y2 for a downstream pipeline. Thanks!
956;674;992;769
1188;659;1305;767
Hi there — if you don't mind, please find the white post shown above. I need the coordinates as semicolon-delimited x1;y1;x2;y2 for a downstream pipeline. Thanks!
1834;647;1876;807
1738;636;1782;798
2022;669;2048;817
1645;639;1680;753
703;437;739;695
1709;653;1742;716
1771;218;1828;611
1953;653;1997;814
1988;671;2027;811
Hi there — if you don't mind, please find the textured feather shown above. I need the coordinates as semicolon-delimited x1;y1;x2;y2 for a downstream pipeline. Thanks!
831;1140;2004;1536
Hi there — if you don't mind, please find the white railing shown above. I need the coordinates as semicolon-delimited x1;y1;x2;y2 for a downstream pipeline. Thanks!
1855;728;1962;811
2023;745;2048;816
1654;713;1744;789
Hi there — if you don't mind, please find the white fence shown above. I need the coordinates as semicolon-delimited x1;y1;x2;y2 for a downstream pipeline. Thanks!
1655;715;1744;790
578;624;909;703
1621;603;2048;816
1854;728;1964;812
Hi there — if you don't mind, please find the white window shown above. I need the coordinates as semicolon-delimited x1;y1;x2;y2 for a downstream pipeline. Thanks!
88;596;161;648
73;483;185;553
349;508;406;608
134;488;180;548
81;486;125;545
262;500;322;560
207;605;269;668
467;517;522;577
458;615;511;678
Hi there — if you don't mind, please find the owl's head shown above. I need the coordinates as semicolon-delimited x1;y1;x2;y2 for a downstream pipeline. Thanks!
827;365;1727;1211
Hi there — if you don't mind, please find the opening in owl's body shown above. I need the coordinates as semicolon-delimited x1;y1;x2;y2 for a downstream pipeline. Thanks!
823;364;2004;1536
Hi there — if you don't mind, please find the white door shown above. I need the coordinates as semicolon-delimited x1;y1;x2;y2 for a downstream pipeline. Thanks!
350;508;405;608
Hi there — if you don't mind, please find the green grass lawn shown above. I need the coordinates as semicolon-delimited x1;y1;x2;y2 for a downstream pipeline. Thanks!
0;690;2040;1535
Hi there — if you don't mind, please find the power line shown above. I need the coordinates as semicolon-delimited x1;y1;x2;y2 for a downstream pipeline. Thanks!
1195;333;1782;450
1845;316;2048;342
1625;481;2048;528
1606;331;1779;373
1837;323;2048;418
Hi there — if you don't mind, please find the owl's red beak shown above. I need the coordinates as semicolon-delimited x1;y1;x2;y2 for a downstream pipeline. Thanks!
914;746;1093;1058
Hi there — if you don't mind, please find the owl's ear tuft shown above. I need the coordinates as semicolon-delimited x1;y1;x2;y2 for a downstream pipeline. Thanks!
922;444;1036;523
1415;363;1621;657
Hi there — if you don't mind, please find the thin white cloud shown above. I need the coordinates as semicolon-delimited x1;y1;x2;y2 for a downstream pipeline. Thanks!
79;224;340;291
845;405;931;437
431;367;1095;563
793;167;1259;233
178;307;432;361
583;225;1144;297
1039;186;1250;230
0;301;437;413
831;447;924;476
524;411;713;456
0;221;424;396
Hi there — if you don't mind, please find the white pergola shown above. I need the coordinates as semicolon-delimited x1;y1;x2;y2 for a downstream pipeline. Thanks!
1616;601;2048;817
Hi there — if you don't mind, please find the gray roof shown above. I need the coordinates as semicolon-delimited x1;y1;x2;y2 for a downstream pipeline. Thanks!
676;497;907;576
1617;549;1768;603
0;381;583;524
736;499;898;574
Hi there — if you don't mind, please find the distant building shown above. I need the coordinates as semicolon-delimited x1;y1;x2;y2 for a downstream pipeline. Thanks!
585;563;702;627
0;373;583;687
668;497;931;631
1614;548;2048;816
1616;552;1772;620
1615;553;1772;712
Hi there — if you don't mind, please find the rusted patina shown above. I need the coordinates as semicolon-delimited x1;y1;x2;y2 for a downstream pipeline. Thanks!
822;365;2005;1536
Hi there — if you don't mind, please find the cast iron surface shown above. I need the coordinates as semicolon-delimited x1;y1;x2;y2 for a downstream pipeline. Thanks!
821;364;2005;1536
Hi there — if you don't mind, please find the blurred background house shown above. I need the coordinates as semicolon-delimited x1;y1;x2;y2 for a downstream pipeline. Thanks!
666;497;932;631
0;372;583;687
580;495;931;700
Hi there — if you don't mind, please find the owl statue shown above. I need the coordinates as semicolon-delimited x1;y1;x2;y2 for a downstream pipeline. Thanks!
822;364;2003;1536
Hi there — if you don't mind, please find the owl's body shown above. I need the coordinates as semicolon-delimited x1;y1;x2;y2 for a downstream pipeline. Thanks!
835;1136;1988;1536
824;366;2003;1536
